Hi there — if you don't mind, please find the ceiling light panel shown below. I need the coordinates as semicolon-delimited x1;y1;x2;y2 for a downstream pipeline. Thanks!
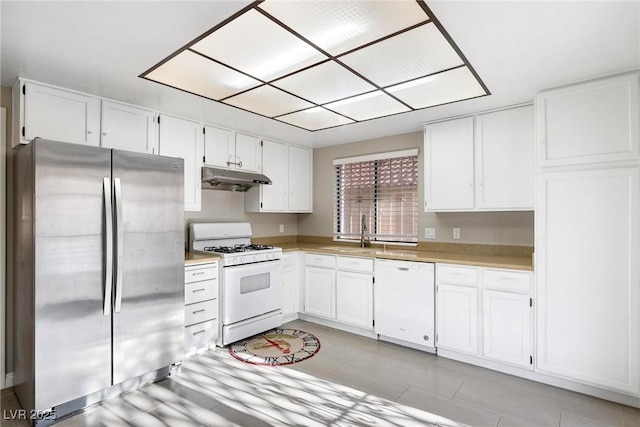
277;107;354;131
191;9;327;81
272;61;376;105
388;67;487;109
340;24;464;88
259;0;428;56
324;91;410;121
223;85;315;118
145;51;261;100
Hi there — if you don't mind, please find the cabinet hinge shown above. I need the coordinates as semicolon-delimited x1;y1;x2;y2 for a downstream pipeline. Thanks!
22;126;25;137
260;202;263;208
22;84;26;95
530;355;533;365
372;319;375;327
203;127;206;135
203;156;206;163
157;116;160;124
260;140;263;147
529;298;533;307
372;277;375;284
436;334;438;344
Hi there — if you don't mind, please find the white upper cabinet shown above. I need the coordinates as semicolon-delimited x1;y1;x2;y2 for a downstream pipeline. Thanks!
258;139;288;211
245;141;313;213
288;145;313;212
101;100;157;154
234;133;261;173
16;80;101;147
203;128;261;173
424;116;475;210
203;125;233;168
537;72;639;167
424;105;535;212
158;114;203;211
475;106;534;209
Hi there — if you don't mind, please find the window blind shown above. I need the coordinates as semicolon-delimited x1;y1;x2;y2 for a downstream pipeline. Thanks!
334;153;418;243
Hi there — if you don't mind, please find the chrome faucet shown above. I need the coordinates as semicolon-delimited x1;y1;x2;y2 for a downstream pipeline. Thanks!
360;214;370;248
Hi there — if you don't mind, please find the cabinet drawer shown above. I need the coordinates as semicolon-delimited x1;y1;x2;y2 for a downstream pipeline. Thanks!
185;320;218;355
483;269;532;294
437;264;478;286
185;279;218;305
185;299;218;326
337;256;374;273
305;253;336;268
185;265;217;284
282;253;297;267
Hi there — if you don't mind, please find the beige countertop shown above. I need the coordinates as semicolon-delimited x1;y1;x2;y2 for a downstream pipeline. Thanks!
184;252;220;266
275;243;534;271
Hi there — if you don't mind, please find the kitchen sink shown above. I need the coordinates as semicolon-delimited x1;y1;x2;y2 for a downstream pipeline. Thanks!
316;246;419;257
317;246;364;253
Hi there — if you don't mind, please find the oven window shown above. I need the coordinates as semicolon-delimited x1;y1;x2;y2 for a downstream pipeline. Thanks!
240;273;271;294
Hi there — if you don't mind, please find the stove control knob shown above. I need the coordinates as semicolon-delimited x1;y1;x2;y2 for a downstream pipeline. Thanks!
232;256;239;265
240;256;246;264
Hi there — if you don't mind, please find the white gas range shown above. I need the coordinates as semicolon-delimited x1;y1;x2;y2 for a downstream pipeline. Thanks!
189;223;283;346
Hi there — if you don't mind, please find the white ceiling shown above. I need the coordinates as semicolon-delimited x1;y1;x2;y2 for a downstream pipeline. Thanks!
2;1;639;148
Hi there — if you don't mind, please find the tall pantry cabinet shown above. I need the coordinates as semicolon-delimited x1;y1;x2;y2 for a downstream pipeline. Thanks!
535;72;640;396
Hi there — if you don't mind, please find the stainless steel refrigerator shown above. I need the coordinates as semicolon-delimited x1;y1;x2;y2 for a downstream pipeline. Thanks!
13;138;185;423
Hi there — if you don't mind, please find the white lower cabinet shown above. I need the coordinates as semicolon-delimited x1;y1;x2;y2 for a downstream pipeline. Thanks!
436;264;533;369
304;266;335;319
303;254;374;330
437;284;478;354
336;270;373;329
482;290;531;367
184;262;219;356
281;252;300;322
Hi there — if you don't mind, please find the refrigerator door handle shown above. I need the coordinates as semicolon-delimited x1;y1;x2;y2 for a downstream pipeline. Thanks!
103;177;113;316
114;177;124;313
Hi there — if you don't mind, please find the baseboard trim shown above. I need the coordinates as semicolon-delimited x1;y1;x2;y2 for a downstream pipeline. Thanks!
4;372;14;388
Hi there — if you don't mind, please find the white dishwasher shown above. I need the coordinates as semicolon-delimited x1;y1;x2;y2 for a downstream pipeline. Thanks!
374;259;435;353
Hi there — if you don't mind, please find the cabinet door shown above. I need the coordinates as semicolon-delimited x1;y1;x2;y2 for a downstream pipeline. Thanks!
203;125;233;168
483;290;531;368
158;114;203;211
261;140;288;211
23;82;101;146
304;266;335;319
234;133;261;172
537;72;639;167
336;271;373;329
536;167;639;394
436;284;478;354
424;117;474;210
288;145;313;212
475;106;534;210
282;254;298;317
101;101;157;154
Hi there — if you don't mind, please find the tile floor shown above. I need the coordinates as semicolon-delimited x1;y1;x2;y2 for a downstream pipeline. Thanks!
2;319;639;426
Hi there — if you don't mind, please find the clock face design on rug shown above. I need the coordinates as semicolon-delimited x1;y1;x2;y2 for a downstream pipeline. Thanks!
228;329;321;366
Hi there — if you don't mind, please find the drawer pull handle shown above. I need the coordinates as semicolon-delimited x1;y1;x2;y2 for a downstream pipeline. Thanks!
398;267;410;271
192;309;206;315
192;288;206;293
192;330;206;336
192;271;206;276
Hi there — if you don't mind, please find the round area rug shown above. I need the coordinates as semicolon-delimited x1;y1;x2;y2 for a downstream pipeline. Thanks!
228;328;321;366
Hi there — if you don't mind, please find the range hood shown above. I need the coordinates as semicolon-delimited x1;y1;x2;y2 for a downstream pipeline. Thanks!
201;167;272;192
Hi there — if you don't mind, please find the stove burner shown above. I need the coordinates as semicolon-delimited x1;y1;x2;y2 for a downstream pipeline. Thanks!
202;244;274;254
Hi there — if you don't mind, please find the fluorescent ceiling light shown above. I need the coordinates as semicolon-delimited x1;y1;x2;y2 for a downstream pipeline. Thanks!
141;1;489;131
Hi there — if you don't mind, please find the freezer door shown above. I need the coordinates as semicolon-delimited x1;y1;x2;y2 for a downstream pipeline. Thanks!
111;150;184;384
32;140;112;410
